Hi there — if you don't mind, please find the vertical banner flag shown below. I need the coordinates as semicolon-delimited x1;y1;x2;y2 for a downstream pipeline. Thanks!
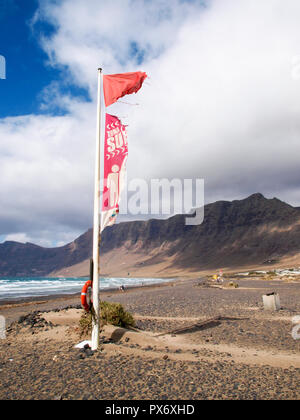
101;114;128;232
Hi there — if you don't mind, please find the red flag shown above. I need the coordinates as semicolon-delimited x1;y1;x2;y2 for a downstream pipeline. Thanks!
103;71;147;107
101;114;128;232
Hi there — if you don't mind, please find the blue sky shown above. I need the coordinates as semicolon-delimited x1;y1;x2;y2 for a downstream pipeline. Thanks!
0;0;88;118
0;0;54;117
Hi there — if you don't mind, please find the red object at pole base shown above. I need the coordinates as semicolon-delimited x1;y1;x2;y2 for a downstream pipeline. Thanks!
81;280;93;312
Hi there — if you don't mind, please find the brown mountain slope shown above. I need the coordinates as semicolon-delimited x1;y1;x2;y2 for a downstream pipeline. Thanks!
2;193;300;277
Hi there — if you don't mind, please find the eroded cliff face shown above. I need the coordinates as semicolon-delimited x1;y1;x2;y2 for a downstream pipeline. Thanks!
2;193;300;277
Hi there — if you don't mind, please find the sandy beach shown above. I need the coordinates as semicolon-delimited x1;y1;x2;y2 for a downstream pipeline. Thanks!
0;275;299;400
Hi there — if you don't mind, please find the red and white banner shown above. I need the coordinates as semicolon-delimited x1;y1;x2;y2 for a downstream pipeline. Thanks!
101;114;128;232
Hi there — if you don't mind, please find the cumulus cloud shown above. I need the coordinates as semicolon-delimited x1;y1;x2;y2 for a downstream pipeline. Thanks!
35;0;204;96
0;102;96;244
2;0;300;245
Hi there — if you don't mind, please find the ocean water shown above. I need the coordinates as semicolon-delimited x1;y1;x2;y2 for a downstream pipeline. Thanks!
0;277;172;301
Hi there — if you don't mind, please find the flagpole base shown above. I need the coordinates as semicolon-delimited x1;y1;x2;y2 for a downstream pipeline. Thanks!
91;320;99;351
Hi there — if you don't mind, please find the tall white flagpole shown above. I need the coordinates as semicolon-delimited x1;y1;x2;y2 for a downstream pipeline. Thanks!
91;67;103;351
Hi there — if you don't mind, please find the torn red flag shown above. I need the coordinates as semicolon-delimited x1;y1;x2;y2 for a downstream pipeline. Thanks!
103;71;147;107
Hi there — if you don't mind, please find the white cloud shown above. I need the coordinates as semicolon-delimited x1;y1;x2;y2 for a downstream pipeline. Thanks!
0;102;96;244
2;0;300;245
34;0;203;98
5;233;33;244
4;232;53;247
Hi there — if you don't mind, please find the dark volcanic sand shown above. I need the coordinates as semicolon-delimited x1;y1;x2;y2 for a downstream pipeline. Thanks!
0;340;299;400
0;276;299;400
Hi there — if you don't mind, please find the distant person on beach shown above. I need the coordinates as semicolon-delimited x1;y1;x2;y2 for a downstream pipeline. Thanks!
119;285;125;292
217;275;224;284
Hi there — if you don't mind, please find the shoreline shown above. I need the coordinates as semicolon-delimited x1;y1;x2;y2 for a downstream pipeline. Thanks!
0;277;180;307
0;278;185;326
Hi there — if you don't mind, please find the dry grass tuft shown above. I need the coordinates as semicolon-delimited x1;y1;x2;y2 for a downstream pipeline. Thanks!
79;301;135;336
